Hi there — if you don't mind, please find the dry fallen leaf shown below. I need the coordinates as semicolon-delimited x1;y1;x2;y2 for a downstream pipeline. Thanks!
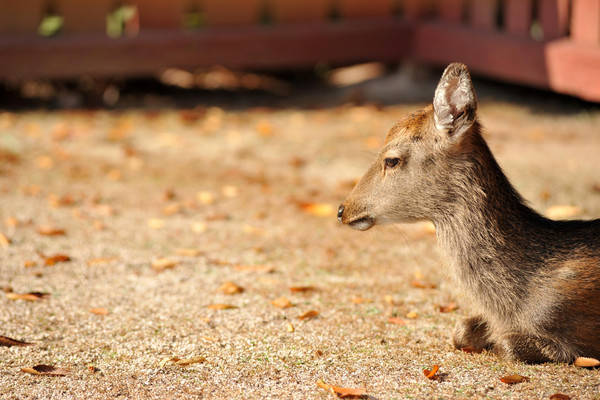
44;254;71;266
316;379;367;398
5;216;19;227
207;303;237;310
549;394;571;400
545;205;582;219
219;281;244;295
286;322;295;332
0;335;33;347
6;292;49;301
290;286;315;293
271;296;293;309
152;258;178;272
24;260;37;268
87;257;118;266
574;356;600;367
406;311;418;319
234;264;274;273
0;233;10;247
298;310;319;320
163;203;182;216
387;317;406;325
89;308;109;315
297;202;335;217
21;365;69;376
351;297;372;304
175;248;203;257
411;280;437;289
423;364;440;380
160;356;206;367
438;302;458;313
500;374;530;384
36;226;66;236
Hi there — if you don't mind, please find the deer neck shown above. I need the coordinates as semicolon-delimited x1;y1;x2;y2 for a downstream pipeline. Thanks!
432;134;548;319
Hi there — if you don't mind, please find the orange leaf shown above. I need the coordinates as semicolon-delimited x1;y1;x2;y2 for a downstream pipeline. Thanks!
411;280;437;289
175;248;204;257
6;292;49;301
219;281;244;295
89;308;109;315
290;286;315;293
423;364;440;380
87;257;118;266
0;233;10;247
234;264;274;273
406;311;418;319
387;317;406;325
297;202;335;217
0;335;33;347
24;260;37;268
207;303;237;310
351;297;372;304
298;310;319;320
44;254;71;266
574;357;600;368
316;379;367;398
152;258;178;272
271;296;293;309
500;374;530;384
21;365;69;376
37;226;66;236
549;394;571;400
438;302;458;313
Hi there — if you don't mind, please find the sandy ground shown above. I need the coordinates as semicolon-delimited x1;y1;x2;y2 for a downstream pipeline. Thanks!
1;72;600;399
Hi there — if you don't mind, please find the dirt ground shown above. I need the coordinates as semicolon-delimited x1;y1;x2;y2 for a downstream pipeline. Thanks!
1;70;600;399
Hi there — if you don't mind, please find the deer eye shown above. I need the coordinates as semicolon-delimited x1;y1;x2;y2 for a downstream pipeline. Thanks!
384;157;401;169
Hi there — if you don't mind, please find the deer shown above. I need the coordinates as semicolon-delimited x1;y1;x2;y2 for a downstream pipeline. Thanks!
337;63;600;364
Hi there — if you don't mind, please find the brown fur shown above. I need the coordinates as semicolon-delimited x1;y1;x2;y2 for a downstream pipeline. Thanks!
338;63;600;364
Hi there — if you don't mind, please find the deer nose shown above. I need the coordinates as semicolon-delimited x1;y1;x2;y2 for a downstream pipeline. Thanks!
337;204;345;222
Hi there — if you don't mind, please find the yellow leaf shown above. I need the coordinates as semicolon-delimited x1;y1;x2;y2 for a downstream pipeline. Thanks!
219;281;244;295
271;296;293;309
545;205;582;219
297;202;335;217
207;303;237;310
152;258;178;272
574;356;600;368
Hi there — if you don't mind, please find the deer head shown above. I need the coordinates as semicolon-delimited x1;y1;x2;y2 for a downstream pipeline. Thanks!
338;63;479;230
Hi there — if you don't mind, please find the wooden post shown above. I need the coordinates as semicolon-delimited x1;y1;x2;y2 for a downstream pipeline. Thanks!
203;0;262;26
403;0;429;20
571;0;600;44
60;0;114;33
270;0;329;23
470;0;497;30
339;0;394;18
134;0;186;29
0;0;45;34
504;0;532;36
437;0;464;23
539;0;569;39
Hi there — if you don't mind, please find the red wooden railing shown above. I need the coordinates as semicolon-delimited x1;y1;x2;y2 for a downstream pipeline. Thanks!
0;0;599;102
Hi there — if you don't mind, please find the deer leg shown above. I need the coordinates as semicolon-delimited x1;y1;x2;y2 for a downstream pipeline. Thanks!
453;315;493;351
492;332;575;364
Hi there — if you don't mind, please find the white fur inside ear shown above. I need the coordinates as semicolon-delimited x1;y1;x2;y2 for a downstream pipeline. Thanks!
433;63;477;136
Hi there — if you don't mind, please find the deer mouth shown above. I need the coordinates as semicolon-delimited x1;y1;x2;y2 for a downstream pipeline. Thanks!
348;216;375;231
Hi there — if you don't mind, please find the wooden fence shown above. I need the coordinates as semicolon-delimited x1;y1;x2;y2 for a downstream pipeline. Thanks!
0;0;599;102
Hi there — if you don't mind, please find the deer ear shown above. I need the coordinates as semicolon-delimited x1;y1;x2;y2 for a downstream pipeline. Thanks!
433;63;477;138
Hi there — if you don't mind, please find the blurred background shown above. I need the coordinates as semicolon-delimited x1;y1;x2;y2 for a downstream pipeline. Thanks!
2;2;600;398
0;0;599;108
